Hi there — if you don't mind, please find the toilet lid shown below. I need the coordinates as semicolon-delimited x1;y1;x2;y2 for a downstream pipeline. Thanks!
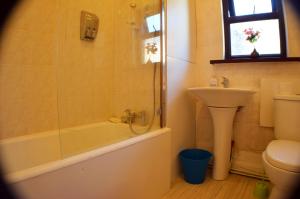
266;140;300;172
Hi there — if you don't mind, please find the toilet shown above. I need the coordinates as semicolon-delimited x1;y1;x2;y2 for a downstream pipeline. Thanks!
262;95;300;199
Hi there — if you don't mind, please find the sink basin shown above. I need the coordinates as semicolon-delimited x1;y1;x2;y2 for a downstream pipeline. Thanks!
188;87;256;107
188;87;256;180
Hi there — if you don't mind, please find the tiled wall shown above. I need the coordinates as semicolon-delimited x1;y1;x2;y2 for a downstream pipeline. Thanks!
0;0;161;139
167;0;198;182
57;0;115;128
111;0;161;127
195;0;300;175
0;0;60;139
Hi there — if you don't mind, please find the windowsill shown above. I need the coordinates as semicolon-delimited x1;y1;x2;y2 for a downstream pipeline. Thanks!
210;57;300;64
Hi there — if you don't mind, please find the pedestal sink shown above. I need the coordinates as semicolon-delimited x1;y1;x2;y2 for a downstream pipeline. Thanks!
188;87;256;180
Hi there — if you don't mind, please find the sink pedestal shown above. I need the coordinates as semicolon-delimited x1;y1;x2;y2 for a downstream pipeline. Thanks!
209;107;237;180
188;87;256;180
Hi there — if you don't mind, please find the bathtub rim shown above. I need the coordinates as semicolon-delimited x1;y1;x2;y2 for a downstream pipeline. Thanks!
59;121;129;133
0;121;130;145
4;127;170;184
0;130;59;145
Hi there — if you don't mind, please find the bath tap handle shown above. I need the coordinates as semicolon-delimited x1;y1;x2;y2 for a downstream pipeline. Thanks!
121;109;136;123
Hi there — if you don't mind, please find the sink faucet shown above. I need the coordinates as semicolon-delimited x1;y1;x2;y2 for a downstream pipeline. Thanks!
221;76;229;88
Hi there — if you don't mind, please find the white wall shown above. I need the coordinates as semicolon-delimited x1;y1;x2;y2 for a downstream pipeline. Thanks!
166;0;198;182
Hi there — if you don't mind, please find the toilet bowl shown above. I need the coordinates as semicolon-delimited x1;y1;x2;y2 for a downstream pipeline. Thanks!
262;94;300;199
262;140;300;199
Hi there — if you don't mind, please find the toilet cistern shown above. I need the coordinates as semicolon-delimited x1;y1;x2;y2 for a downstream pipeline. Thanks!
262;94;300;199
188;87;256;180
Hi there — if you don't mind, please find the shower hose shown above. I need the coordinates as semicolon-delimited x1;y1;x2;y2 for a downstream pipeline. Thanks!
129;62;157;135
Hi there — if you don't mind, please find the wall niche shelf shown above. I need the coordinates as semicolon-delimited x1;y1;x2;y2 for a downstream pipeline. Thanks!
210;57;300;65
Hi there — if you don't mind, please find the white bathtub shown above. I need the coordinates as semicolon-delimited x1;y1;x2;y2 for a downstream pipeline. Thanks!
0;122;171;199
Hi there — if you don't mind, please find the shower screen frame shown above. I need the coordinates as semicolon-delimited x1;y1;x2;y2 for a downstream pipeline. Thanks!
160;0;167;128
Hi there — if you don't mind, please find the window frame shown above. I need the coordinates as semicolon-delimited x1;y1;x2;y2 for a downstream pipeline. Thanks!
222;0;287;59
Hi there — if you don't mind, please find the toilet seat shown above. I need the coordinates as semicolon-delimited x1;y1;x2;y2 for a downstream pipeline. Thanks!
265;140;300;173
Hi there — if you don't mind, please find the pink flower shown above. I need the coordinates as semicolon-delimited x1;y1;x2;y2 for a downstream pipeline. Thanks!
244;27;261;43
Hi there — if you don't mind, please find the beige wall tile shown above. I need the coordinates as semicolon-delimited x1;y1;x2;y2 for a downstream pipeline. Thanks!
111;0;162;126
1;0;162;139
0;64;58;139
0;29;33;65
0;0;115;138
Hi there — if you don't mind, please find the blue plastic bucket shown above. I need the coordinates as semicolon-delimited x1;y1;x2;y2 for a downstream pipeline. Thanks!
179;149;212;184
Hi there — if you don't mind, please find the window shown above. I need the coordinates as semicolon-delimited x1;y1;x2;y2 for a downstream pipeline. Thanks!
222;0;286;59
144;13;161;63
144;36;161;63
146;14;161;33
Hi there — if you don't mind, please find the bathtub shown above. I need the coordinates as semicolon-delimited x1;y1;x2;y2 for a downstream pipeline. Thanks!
0;122;171;199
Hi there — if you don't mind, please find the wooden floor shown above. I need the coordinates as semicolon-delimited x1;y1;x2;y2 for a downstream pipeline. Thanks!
162;173;260;199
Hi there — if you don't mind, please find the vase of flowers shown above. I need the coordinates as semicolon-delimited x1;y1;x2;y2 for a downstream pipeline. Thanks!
244;28;260;57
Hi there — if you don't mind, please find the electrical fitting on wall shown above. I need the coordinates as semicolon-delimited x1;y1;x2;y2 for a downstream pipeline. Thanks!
80;11;99;41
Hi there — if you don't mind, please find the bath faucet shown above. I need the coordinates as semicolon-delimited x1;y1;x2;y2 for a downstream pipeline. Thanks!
121;109;146;124
121;109;136;123
221;76;229;88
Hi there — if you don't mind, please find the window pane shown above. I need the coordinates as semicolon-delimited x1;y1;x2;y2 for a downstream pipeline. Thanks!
233;0;273;16
230;19;281;56
144;36;161;63
146;14;161;33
